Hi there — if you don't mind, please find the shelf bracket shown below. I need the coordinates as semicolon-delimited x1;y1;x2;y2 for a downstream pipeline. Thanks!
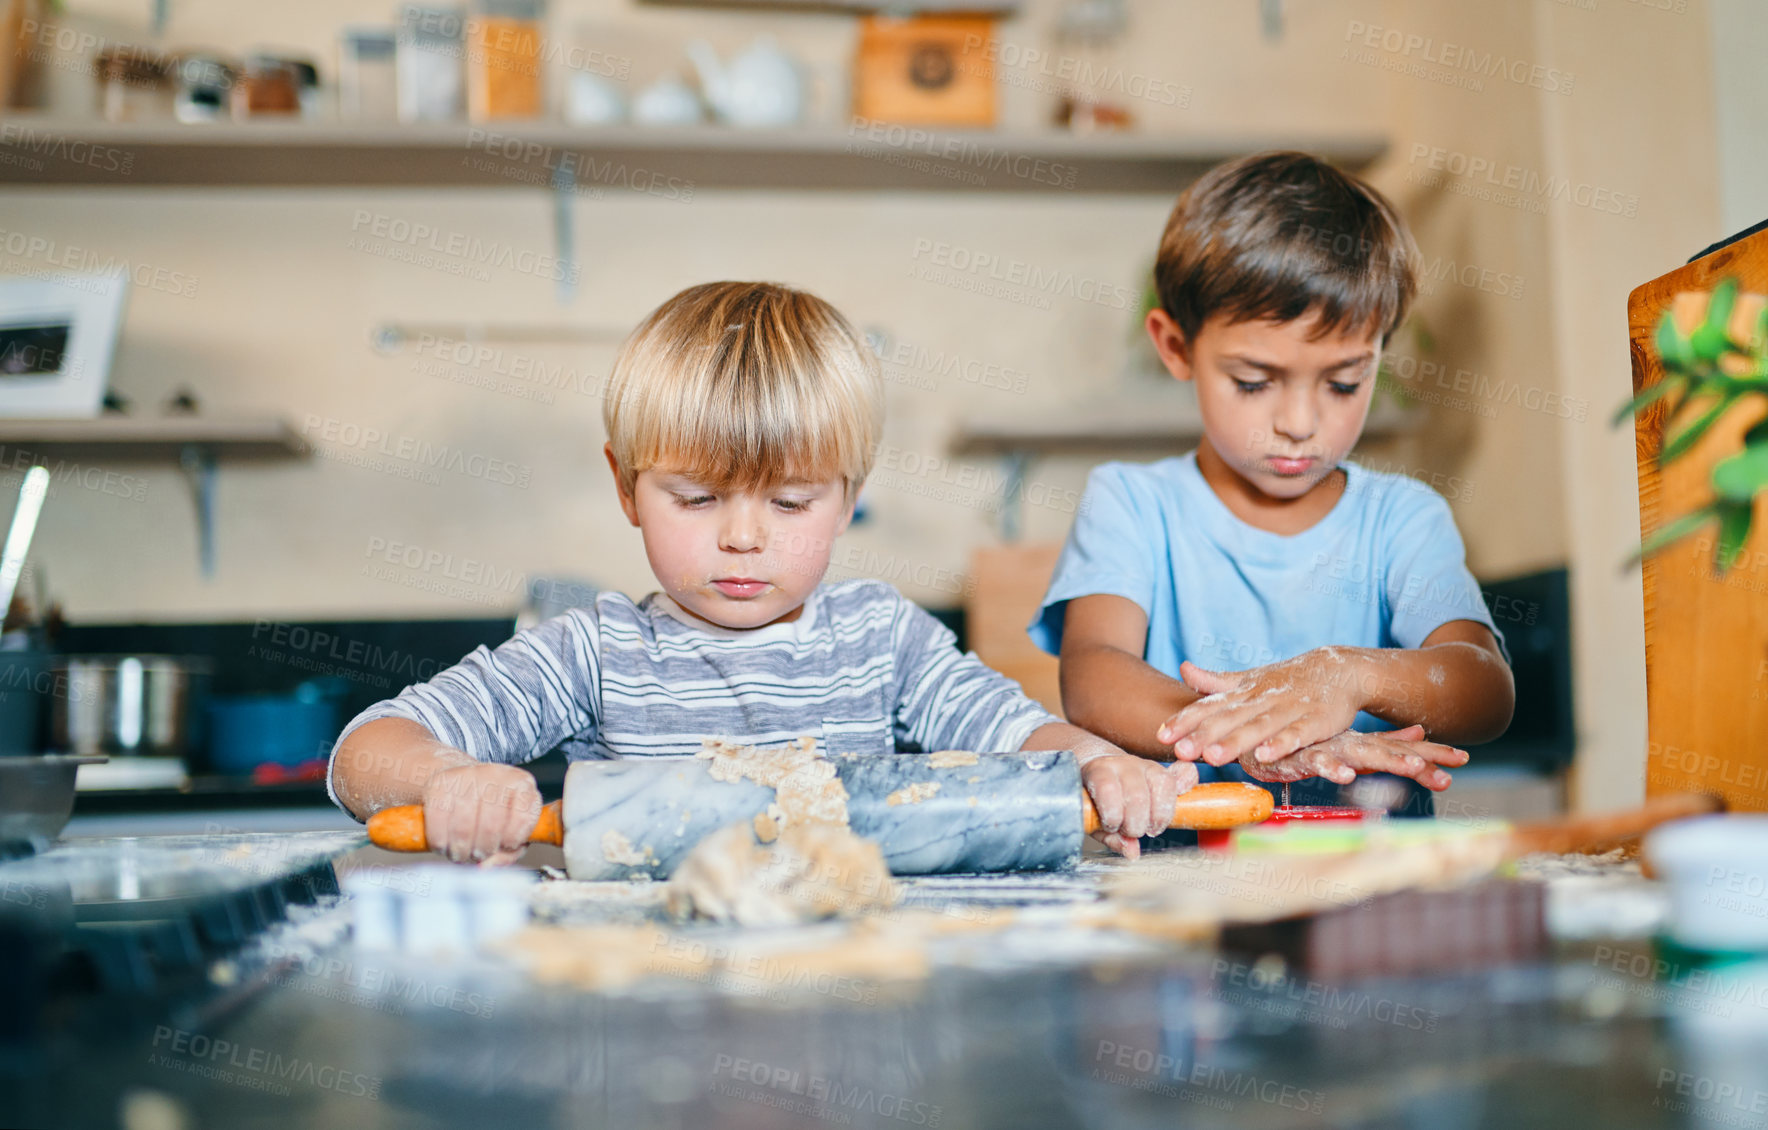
178;444;217;579
997;449;1030;543
1260;0;1283;41
552;162;578;306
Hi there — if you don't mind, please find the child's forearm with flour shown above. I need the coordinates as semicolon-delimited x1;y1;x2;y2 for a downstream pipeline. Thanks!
1169;621;1514;767
332;717;541;864
331;718;475;819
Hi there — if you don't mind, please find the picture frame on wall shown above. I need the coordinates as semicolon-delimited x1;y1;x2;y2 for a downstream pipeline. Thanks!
0;273;129;418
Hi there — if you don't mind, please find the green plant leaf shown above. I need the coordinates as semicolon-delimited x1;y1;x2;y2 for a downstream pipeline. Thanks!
1691;279;1741;363
1705;277;1739;330
1661;393;1739;463
1612;374;1686;427
1711;443;1768;501
1746;415;1768;448
1656;312;1695;371
1715;500;1755;574
1630;502;1721;567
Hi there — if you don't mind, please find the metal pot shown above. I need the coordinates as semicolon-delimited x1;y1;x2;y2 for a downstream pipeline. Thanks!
51;655;211;758
0;650;52;756
0;755;106;853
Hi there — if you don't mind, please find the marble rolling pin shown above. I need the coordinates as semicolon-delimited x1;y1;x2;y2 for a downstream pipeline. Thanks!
367;751;1275;879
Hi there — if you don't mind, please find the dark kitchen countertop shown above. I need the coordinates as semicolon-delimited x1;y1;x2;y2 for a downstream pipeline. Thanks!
5;834;1764;1129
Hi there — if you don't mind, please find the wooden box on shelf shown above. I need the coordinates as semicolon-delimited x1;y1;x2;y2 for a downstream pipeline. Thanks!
854;15;996;128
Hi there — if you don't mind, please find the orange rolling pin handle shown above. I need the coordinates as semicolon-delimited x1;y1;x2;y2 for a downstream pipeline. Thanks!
366;799;566;853
1080;781;1276;837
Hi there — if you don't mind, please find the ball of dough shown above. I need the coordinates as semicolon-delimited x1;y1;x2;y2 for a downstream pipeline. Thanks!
666;822;897;926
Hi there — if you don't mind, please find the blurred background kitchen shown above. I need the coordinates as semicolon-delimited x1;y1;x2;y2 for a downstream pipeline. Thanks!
0;0;1757;836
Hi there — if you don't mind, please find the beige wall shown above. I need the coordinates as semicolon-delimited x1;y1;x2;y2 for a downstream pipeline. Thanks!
1;0;1730;808
1710;0;1768;236
7;0;1384;622
1532;0;1720;810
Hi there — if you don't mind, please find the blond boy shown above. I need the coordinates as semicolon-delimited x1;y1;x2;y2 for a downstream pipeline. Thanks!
330;282;1194;860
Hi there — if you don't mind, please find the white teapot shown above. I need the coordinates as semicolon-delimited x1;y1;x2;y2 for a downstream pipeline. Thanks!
686;36;804;128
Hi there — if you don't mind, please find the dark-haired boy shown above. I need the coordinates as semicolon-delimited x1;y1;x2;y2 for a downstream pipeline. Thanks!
1033;151;1515;811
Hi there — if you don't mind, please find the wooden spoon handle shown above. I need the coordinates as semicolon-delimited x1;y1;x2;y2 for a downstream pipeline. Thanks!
1081;780;1276;836
1506;791;1724;857
366;799;565;853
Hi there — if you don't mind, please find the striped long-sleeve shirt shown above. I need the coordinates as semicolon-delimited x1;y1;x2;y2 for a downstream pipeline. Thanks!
325;579;1059;818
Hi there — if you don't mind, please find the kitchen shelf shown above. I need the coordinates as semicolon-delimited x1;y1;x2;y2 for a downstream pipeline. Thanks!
951;399;1424;456
952;392;1423;538
0;118;1388;192
0;416;309;579
640;0;1022;10
0;415;306;460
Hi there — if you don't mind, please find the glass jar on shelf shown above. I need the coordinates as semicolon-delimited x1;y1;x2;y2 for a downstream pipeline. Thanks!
339;27;398;121
95;46;173;122
1050;0;1134;132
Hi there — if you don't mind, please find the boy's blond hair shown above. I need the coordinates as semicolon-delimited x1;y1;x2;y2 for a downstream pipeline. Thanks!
604;281;883;497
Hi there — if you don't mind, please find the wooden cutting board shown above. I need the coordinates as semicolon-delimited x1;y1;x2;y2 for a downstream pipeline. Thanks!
1628;227;1768;813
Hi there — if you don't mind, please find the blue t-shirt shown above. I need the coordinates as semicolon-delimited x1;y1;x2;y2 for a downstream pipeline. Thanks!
1031;452;1504;809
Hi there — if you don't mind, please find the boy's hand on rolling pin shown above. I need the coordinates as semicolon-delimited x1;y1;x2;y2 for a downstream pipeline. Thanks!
1158;649;1366;768
1078;753;1200;860
1235;725;1468;792
421;762;542;865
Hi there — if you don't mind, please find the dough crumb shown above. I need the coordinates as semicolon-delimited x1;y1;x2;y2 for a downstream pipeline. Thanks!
600;829;653;867
666;822;897;926
498;923;712;991
753;808;780;843
928;750;979;769
886;781;941;806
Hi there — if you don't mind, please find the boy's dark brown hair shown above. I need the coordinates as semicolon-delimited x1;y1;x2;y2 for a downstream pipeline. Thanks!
1154;150;1417;344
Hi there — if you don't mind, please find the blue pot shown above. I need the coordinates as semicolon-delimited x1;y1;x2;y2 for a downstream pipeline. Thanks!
206;695;339;776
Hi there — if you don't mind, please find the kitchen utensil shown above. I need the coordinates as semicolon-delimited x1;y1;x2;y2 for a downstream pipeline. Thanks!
1196;802;1368;850
1112;791;1728;942
686;36;803;127
630;73;702;125
51;655;210;758
0;754;105;854
0;467;48;623
346;863;534;954
368;750;1275;878
0;651;48;756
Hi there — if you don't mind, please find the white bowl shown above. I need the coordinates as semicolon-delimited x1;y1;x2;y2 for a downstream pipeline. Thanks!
1645;815;1768;952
